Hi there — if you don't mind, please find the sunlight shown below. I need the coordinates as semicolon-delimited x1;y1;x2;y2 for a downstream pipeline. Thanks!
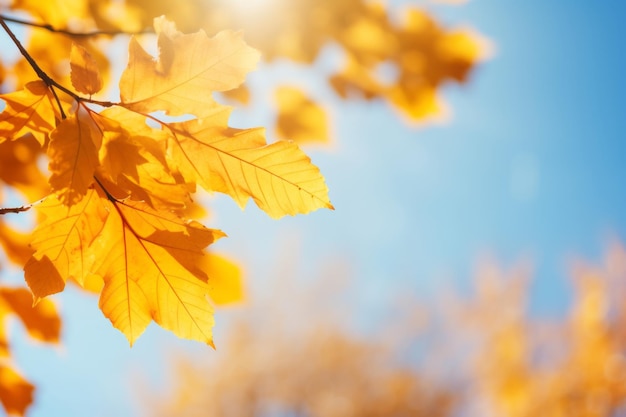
222;0;276;16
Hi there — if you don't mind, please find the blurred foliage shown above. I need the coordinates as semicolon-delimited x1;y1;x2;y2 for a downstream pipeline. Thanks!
151;244;626;417
2;0;487;144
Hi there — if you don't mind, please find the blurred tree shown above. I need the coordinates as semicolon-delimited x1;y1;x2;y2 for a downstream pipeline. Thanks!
154;246;626;417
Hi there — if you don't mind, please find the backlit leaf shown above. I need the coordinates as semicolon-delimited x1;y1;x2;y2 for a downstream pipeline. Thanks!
25;186;224;345
47;108;101;205
119;16;260;118
168;107;333;218
70;43;103;95
0;81;56;146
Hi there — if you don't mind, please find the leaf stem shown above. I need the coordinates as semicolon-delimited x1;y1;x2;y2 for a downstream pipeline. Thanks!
0;14;153;37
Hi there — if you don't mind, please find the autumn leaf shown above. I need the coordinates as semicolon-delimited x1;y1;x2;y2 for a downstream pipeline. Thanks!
24;189;108;298
0;287;61;357
275;86;329;144
11;0;89;28
25;186;224;345
94;195;224;345
47;107;101;205
168;106;333;218
0;364;34;417
205;254;244;305
120;16;260;118
0;135;49;200
94;107;192;211
70;43;103;95
0;285;60;416
0;81;56;146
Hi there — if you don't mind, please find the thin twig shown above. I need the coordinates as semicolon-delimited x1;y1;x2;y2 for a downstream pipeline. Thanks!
0;205;32;215
0;16;118;113
0;14;153;37
0;196;46;215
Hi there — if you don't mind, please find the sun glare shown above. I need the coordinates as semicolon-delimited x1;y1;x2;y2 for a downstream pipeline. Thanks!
225;0;275;15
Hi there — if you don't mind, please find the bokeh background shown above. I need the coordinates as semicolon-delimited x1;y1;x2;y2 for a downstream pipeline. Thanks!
1;1;626;416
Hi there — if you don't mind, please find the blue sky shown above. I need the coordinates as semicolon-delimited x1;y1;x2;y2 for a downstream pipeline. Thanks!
2;1;626;415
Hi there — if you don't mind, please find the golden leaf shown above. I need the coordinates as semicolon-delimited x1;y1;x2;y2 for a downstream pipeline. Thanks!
0;81;56;146
168;107;333;218
24;189;108;298
275;86;329;144
95;107;192;211
120;16;260;118
47;108;101;205
25;186;224;345
205;254;244;306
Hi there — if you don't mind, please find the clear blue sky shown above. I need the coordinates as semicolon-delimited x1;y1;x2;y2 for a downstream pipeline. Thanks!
3;1;626;416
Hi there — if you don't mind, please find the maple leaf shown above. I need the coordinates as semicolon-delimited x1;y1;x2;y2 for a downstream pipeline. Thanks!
166;106;332;218
47;107;101;205
94;195;224;345
25;187;224;345
119;16;260;118
0;81;56;146
70;43;103;96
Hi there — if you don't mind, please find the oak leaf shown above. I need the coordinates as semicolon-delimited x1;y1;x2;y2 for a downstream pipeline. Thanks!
120;16;260;118
168;107;333;218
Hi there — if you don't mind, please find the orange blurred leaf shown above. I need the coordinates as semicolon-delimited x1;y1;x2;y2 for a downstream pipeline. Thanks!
70;43;103;95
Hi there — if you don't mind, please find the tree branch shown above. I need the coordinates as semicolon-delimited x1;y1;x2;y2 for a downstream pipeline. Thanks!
0;15;118;114
0;14;153;37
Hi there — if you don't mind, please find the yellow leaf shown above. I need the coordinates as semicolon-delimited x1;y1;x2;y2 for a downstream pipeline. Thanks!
95;107;192;211
25;186;224;345
47;108;101;205
0;364;34;417
93;195;224;345
168;107;333;218
0;81;56;146
24;189;108;298
11;0;89;28
120;16;260;118
275;86;329;144
205;254;244;306
70;43;103;95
